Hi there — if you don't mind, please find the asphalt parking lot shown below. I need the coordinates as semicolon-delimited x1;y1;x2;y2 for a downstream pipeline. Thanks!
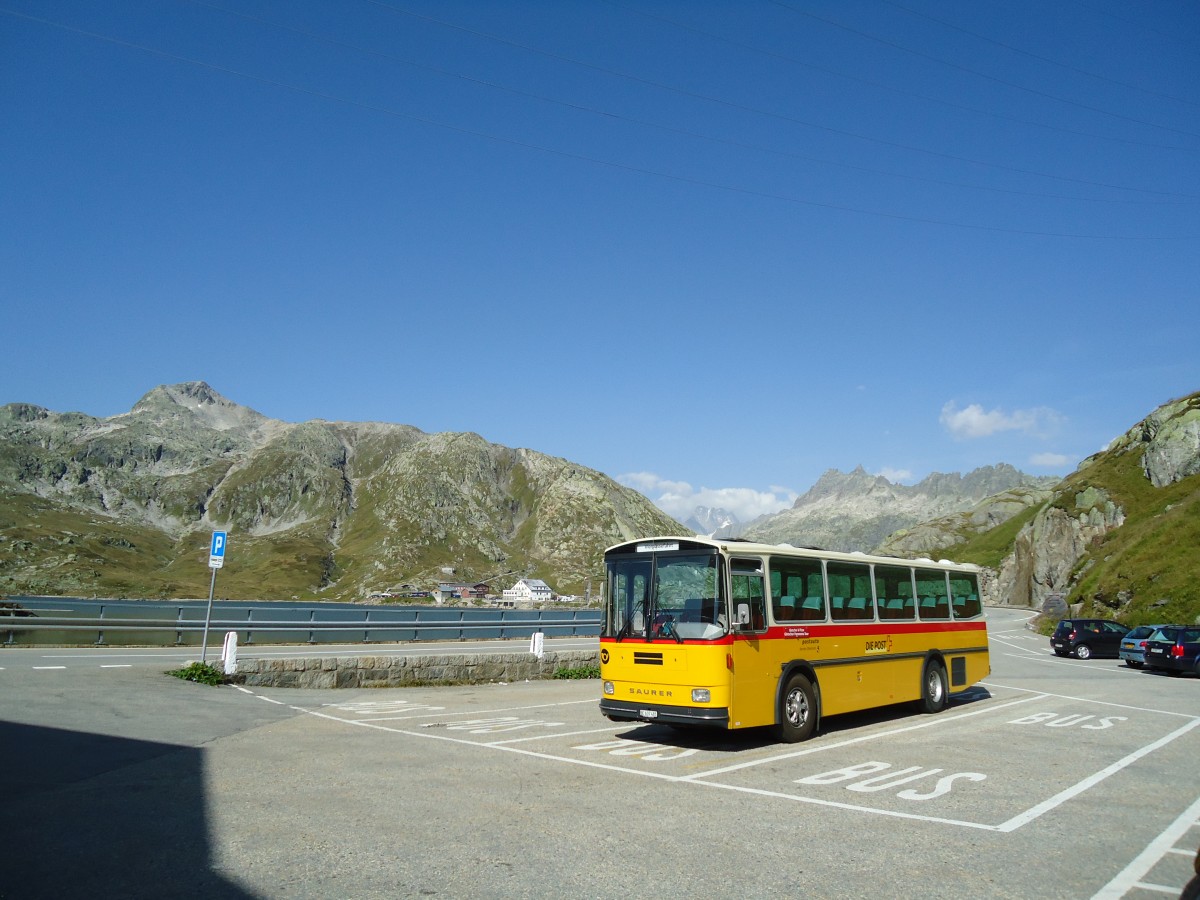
2;607;1197;899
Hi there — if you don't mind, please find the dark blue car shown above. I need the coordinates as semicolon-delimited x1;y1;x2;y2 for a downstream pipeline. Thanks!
1143;626;1200;676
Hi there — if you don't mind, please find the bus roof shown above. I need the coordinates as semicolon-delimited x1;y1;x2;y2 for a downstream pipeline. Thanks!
603;535;981;573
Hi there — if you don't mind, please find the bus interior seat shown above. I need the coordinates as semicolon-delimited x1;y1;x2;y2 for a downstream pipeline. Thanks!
800;596;824;620
777;596;796;620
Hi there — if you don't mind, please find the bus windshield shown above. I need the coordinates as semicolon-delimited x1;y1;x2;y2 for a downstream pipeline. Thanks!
605;551;726;641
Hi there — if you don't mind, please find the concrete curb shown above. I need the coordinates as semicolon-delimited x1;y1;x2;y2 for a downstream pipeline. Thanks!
231;649;600;689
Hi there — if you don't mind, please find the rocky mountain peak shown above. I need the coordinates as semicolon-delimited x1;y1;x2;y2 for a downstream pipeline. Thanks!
130;381;275;438
0;403;52;424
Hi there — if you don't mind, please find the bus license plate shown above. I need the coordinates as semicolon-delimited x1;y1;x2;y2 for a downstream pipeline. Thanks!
639;709;658;719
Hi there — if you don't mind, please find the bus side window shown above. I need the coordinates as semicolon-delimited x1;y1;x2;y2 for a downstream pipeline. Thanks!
873;564;916;621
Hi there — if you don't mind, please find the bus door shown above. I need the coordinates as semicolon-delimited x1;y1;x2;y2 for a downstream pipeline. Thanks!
729;557;775;729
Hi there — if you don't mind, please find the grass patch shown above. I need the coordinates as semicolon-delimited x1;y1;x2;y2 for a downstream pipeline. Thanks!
167;661;226;685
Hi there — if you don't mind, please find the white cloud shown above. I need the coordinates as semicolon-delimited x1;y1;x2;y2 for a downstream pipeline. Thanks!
875;467;914;483
1030;451;1071;468
940;401;1064;440
618;472;797;523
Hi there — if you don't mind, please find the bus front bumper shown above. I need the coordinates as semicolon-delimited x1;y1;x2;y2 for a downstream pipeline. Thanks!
600;698;730;728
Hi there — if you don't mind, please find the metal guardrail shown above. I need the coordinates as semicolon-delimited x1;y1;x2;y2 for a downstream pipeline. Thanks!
0;608;602;646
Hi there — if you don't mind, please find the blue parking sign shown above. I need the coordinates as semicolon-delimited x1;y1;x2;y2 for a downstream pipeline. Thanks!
209;531;227;569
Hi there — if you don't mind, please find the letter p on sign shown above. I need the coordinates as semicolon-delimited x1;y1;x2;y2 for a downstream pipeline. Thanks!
209;531;227;569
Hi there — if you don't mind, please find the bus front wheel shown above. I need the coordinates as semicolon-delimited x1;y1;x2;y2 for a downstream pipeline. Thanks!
919;660;948;714
778;672;817;743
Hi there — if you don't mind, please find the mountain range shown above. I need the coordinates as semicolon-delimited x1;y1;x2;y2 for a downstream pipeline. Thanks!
736;464;1058;552
1;382;1196;627
0;382;681;600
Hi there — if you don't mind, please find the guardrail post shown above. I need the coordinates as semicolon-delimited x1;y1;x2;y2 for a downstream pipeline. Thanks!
246;608;253;645
95;604;105;646
363;610;369;644
308;610;316;644
459;609;465;641
176;607;184;645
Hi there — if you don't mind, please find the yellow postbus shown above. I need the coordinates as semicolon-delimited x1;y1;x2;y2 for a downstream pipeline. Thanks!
599;536;989;742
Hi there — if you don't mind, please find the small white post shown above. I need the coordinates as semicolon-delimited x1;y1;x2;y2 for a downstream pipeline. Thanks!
221;630;239;675
529;630;545;659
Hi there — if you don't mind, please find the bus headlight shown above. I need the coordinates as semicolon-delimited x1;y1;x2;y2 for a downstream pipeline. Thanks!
603;681;614;695
691;688;710;703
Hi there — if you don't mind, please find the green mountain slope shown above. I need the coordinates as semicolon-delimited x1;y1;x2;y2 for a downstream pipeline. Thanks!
946;392;1200;626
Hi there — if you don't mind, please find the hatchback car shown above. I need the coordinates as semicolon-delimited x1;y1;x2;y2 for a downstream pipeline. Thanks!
1119;624;1175;668
1143;626;1200;676
1051;618;1130;660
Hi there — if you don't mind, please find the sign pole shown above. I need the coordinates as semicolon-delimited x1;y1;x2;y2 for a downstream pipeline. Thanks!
201;565;217;664
201;530;227;665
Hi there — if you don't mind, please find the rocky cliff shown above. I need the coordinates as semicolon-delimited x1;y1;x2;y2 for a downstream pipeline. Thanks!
0;382;683;600
982;393;1199;624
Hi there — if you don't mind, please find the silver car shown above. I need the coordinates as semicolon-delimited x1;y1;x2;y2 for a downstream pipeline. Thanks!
1119;624;1173;668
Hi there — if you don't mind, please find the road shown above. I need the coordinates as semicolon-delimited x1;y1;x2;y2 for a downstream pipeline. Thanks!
2;607;1198;899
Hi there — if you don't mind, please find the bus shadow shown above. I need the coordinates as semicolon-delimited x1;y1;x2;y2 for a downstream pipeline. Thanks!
612;686;995;751
0;720;253;899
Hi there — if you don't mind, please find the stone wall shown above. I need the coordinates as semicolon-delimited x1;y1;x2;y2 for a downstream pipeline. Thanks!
232;649;600;689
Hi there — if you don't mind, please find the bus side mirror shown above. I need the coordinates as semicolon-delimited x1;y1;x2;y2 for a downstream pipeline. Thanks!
736;604;751;627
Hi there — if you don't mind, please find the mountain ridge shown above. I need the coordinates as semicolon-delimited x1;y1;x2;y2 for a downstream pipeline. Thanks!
740;463;1058;552
0;382;682;600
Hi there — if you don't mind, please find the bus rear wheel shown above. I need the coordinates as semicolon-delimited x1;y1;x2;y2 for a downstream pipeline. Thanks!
778;672;817;743
919;660;948;714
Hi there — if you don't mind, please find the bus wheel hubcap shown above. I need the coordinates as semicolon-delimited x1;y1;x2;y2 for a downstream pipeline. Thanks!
928;671;943;702
787;690;809;725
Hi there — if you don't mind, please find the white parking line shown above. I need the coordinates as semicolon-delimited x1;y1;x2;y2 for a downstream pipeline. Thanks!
32;666;66;670
683;693;1047;780
318;696;597;723
1092;792;1200;898
998;717;1200;832
100;664;132;669
981;680;1200;719
224;681;1199;838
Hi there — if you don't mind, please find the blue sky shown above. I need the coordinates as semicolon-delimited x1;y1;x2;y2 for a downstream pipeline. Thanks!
3;0;1198;523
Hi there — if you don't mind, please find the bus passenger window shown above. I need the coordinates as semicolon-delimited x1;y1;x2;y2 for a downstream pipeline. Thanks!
770;556;824;622
874;564;915;621
915;568;951;620
827;561;871;622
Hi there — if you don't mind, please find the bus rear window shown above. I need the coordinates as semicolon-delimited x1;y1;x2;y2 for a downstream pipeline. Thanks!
950;573;982;619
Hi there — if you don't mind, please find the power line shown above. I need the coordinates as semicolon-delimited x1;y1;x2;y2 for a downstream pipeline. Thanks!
603;0;1199;154
1;6;1194;239
770;0;1200;141
353;0;1197;199
187;0;1189;206
879;0;1199;110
